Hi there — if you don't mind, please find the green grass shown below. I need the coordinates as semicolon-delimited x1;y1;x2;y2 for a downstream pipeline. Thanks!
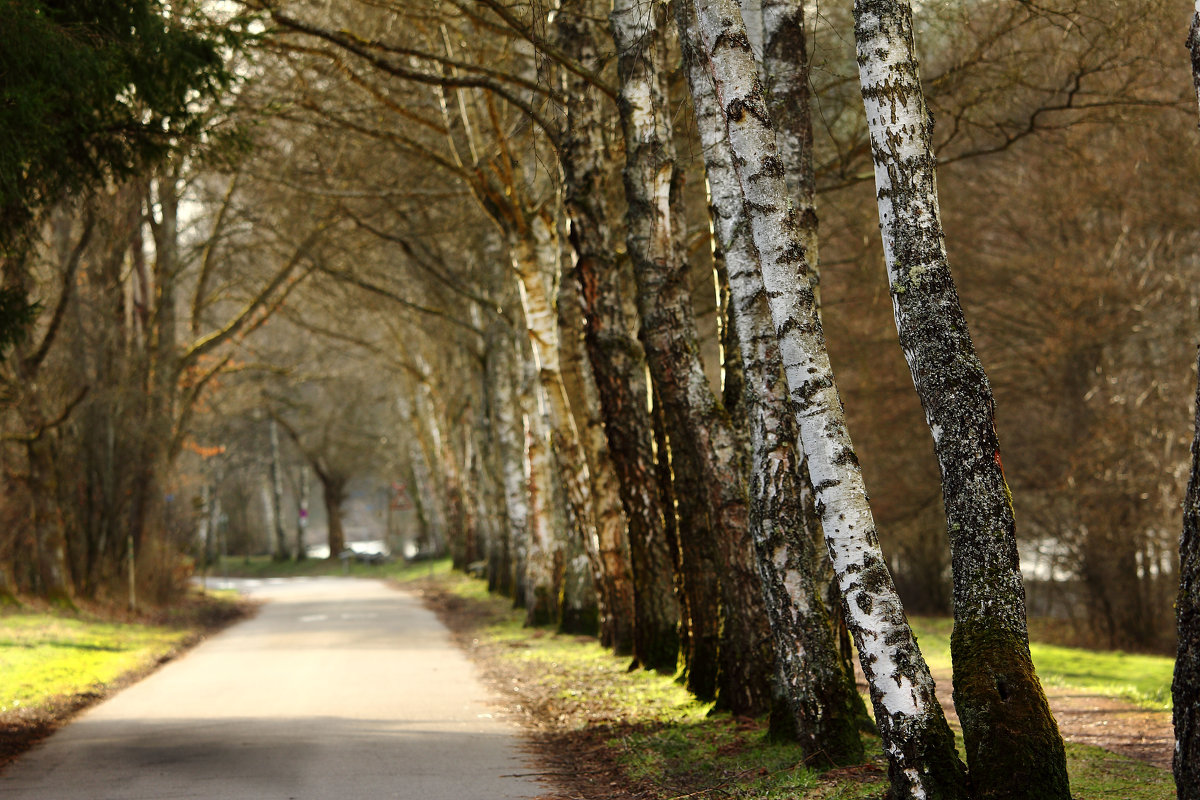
208;554;454;583
0;613;189;714
425;576;1176;800
178;562;1178;797
910;617;1175;710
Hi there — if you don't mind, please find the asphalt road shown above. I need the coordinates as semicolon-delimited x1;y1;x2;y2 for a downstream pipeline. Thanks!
0;577;546;800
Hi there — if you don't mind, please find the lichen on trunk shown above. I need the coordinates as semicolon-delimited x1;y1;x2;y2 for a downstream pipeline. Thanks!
680;0;967;795
1174;350;1200;799
852;2;1069;797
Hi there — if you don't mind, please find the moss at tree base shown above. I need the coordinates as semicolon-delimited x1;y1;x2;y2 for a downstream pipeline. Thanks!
951;624;1071;800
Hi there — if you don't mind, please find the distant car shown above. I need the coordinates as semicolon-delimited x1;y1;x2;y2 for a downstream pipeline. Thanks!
344;540;391;564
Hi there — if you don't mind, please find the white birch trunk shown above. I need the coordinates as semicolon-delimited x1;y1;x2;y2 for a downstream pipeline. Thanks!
683;16;868;764
757;0;820;292
679;0;966;796
494;333;531;599
522;390;559;625
509;216;606;627
557;0;679;669
854;4;1068;797
613;0;776;714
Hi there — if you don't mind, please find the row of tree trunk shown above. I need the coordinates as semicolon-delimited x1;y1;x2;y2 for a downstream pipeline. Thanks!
281;1;1085;797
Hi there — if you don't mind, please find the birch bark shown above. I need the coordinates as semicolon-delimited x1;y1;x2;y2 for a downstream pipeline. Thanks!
758;0;819;289
509;216;608;630
556;0;679;670
522;364;561;625
611;0;774;714
559;266;637;650
853;3;1068;797
681;12;869;765
679;0;966;796
1176;351;1200;800
493;332;531;600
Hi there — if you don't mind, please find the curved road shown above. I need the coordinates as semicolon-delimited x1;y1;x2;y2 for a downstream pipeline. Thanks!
0;578;546;800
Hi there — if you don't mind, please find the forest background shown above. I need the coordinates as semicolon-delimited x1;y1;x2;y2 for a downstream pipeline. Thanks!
2;0;1199;798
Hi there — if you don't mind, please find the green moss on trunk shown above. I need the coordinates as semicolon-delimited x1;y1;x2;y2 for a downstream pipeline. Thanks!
951;625;1070;800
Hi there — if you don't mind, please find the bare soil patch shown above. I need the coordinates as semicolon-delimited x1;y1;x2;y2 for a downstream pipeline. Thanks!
922;668;1173;771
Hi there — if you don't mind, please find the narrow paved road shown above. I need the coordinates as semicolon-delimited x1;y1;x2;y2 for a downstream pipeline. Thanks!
0;578;546;800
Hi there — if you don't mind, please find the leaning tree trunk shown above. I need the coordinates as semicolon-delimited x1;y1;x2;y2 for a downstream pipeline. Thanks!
509;217;610;633
556;0;678;669
611;0;774;716
681;13;869;766
1175;11;1200;789
318;471;346;559
757;0;855;683
559;267;637;650
520;344;564;627
1176;350;1200;800
852;3;1069;798
679;0;967;797
757;0;820;298
491;328;530;601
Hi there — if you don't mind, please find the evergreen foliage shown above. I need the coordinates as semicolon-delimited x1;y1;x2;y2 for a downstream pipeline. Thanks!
0;0;237;351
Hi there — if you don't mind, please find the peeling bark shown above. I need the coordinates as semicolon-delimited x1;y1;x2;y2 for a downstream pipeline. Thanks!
853;3;1069;798
557;0;679;669
611;0;774;714
679;0;966;796
682;11;869;765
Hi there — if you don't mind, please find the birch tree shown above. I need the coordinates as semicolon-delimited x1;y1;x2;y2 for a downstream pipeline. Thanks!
553;0;680;671
610;0;777;713
852;2;1069;797
680;10;869;764
678;0;967;795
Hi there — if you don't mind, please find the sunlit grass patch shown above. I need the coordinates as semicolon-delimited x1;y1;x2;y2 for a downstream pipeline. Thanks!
1029;645;1174;710
1064;741;1175;799
909;617;1174;710
614;717;829;797
428;579;1175;799
0;613;188;713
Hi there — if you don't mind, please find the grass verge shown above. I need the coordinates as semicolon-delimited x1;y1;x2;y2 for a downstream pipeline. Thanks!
204;553;452;582
418;571;1175;800
909;617;1174;710
0;590;251;769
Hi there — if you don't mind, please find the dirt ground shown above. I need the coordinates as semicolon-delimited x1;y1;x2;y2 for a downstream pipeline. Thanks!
924;667;1174;771
417;584;1175;799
